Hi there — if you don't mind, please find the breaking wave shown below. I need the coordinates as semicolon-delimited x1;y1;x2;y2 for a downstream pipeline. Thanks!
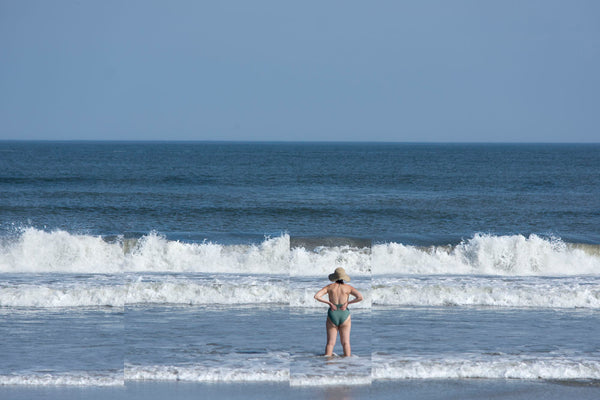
373;234;600;276
1;228;598;276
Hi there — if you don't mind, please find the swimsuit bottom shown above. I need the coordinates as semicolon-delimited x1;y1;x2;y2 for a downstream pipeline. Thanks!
327;304;350;326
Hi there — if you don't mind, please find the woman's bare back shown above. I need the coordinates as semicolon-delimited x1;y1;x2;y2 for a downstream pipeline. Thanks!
326;282;352;305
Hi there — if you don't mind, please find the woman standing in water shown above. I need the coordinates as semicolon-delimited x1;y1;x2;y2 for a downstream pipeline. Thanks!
314;267;364;357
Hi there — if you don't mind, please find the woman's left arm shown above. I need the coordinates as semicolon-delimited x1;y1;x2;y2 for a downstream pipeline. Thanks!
347;286;364;305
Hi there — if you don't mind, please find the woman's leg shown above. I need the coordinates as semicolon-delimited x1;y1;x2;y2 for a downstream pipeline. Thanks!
325;318;338;356
338;316;351;356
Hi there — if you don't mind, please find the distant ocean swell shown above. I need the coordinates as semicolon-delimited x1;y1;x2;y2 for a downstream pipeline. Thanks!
1;228;599;276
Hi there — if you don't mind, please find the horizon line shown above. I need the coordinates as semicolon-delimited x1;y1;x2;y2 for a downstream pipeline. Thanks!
1;139;599;145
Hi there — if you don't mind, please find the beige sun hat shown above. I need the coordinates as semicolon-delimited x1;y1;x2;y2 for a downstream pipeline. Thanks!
328;267;351;282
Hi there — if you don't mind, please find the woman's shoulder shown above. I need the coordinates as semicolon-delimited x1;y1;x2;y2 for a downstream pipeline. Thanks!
346;284;362;293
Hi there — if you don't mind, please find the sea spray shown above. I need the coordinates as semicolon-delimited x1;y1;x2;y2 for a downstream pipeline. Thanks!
0;228;124;273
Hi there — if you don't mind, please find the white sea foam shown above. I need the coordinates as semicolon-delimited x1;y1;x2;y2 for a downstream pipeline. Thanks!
0;281;372;308
373;234;600;276
372;276;600;309
126;280;290;305
0;274;291;307
0;285;127;307
289;354;373;386
372;355;600;380
4;356;598;386
289;374;372;386
125;364;289;382
2;275;597;309
0;372;124;386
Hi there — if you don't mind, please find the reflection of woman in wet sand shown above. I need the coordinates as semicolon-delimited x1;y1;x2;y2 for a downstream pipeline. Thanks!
314;267;364;357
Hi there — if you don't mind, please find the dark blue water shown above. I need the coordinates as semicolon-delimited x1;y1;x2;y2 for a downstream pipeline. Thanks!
1;142;598;245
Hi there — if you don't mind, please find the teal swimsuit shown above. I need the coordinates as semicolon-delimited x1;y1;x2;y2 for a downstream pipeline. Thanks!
327;304;350;326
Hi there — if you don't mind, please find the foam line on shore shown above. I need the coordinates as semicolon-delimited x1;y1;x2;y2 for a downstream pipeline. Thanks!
372;355;600;380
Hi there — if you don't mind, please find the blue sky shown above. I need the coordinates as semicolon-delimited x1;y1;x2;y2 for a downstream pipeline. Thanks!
1;0;599;142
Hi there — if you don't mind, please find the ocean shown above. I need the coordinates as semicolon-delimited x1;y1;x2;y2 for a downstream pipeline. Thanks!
1;142;599;399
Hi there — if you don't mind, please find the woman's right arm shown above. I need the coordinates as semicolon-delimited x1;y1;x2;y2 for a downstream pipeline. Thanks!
314;285;336;309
